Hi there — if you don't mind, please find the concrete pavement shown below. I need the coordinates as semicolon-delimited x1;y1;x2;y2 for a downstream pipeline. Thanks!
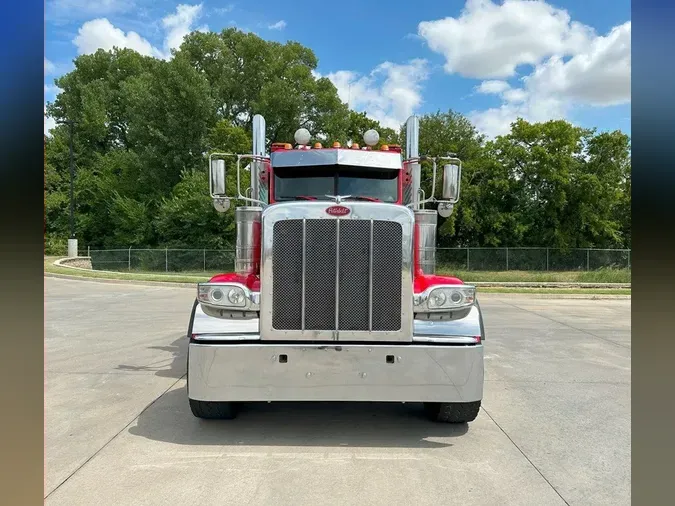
45;277;630;505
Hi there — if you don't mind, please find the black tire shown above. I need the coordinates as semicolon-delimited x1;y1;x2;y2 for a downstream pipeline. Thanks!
424;401;481;423
189;399;237;420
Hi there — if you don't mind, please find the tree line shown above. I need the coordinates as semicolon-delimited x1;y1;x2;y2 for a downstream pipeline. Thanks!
44;28;631;254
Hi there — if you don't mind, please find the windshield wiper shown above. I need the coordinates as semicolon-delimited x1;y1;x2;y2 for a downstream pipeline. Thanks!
345;196;381;202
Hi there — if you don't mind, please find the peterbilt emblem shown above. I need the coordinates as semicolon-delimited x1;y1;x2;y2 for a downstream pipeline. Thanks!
326;205;350;217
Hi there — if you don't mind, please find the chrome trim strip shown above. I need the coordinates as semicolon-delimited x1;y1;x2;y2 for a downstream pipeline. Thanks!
368;219;374;332
301;218;306;332
192;333;261;341
334;218;341;339
412;335;479;344
270;148;402;170
191;305;259;334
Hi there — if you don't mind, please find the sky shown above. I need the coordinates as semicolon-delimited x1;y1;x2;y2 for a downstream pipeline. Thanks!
44;0;631;139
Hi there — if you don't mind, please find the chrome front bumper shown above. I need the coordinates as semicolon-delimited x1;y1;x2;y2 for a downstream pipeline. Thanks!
187;342;483;403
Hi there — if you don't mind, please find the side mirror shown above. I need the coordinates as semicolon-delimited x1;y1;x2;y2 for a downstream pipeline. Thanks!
442;163;461;202
210;159;227;197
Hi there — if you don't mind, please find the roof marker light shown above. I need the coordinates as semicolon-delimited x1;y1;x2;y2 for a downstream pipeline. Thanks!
363;129;379;146
294;128;311;146
333;142;341;148
380;144;389;151
314;142;323;149
351;143;360;149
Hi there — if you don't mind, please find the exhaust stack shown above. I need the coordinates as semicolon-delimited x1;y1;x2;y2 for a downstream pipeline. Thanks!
405;115;420;210
414;209;437;275
233;114;265;276
234;206;262;276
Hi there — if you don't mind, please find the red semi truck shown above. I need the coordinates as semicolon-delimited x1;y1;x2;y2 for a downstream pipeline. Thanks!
186;115;485;423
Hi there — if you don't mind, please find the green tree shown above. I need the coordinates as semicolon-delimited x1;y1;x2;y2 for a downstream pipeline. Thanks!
179;29;350;144
154;169;235;249
489;119;630;249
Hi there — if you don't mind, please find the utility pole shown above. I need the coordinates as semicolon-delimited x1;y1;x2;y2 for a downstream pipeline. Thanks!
58;119;77;257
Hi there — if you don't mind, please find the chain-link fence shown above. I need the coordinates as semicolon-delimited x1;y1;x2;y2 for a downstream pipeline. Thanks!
84;247;630;273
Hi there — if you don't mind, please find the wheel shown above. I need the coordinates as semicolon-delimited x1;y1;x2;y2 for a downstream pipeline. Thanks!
189;399;238;420
424;401;481;423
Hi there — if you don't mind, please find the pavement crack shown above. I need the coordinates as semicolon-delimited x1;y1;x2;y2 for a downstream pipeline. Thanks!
480;406;571;506
497;300;630;350
484;379;629;385
44;373;186;500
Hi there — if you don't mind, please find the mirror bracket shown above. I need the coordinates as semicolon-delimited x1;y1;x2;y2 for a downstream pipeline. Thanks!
208;152;270;208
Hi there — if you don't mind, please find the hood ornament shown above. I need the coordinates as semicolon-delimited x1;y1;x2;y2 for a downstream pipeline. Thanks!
324;194;351;204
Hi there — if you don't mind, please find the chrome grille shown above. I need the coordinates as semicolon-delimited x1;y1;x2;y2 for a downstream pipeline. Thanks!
272;218;402;332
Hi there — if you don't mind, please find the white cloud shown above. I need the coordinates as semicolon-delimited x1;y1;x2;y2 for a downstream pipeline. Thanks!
469;20;631;138
44;84;63;98
44;58;56;75
162;4;206;54
418;0;593;79
73;18;160;57
416;1;631;138
268;20;286;30
476;80;510;95
502;88;527;103
320;59;429;131
44;106;56;136
214;4;234;14
72;4;206;59
525;21;631;107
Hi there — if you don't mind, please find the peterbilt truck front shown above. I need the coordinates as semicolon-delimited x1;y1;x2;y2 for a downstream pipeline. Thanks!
186;115;485;423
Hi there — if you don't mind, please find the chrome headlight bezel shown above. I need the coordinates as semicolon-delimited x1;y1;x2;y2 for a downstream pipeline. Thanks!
197;282;260;312
413;284;476;313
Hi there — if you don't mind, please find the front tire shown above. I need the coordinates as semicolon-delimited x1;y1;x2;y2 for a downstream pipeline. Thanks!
189;399;238;420
424;401;481;423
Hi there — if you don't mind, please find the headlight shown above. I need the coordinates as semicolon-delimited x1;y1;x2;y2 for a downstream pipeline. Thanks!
198;283;248;309
227;287;245;306
416;285;476;312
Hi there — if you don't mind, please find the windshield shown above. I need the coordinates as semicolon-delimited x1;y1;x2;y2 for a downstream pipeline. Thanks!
273;165;399;202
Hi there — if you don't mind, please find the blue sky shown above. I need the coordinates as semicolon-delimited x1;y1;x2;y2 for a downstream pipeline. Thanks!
44;0;631;138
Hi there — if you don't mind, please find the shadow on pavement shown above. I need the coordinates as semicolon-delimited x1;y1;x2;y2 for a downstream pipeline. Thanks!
129;385;469;449
116;335;187;379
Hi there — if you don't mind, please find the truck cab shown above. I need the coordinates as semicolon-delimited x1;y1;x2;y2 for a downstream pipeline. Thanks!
187;115;485;423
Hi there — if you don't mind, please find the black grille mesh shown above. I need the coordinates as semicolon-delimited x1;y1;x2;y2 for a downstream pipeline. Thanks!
272;218;402;332
305;220;337;330
338;220;371;330
372;221;403;331
272;220;303;330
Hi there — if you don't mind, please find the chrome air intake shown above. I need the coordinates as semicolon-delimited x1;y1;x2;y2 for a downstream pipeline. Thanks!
259;202;414;342
414;209;437;275
234;207;262;276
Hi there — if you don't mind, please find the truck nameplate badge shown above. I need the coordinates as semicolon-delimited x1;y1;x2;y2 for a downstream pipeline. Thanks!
326;205;350;217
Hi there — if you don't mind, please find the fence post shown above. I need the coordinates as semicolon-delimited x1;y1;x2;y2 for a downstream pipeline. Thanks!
627;250;631;269
505;247;509;271
87;245;90;257
466;248;470;270
203;249;206;272
586;249;590;271
128;247;131;271
546;248;549;271
165;248;168;272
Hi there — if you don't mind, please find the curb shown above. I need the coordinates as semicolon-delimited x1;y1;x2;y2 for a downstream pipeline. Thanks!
44;272;197;289
46;257;630;297
471;281;630;289
45;273;630;299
